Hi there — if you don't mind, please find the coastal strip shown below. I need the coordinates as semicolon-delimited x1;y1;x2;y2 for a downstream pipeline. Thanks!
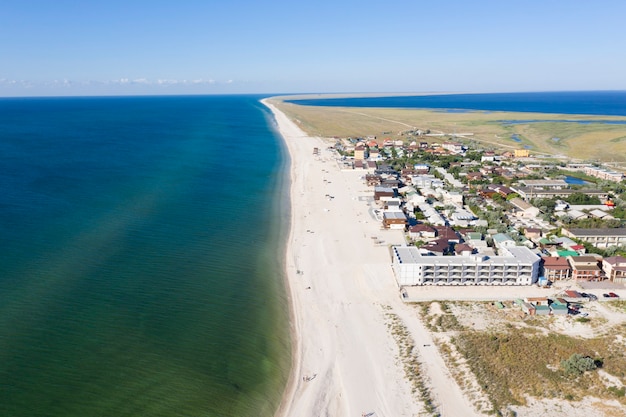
262;98;478;417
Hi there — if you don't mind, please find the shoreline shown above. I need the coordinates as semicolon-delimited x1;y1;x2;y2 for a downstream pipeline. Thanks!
262;98;478;417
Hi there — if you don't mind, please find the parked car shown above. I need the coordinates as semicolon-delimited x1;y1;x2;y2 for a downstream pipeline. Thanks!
603;293;611;298
608;292;620;298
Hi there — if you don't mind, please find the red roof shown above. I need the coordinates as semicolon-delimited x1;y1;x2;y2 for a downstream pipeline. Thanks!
542;256;570;268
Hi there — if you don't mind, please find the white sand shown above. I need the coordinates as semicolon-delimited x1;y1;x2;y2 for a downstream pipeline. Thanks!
263;99;479;417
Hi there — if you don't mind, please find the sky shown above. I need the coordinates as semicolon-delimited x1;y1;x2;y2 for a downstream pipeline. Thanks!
1;0;625;96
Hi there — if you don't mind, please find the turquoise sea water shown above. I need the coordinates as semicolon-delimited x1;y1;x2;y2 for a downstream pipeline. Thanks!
0;95;290;416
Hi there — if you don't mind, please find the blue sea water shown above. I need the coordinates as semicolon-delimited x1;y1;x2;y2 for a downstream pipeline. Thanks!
287;91;626;116
0;95;290;416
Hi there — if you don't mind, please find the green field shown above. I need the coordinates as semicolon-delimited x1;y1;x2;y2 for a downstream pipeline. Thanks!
271;99;626;166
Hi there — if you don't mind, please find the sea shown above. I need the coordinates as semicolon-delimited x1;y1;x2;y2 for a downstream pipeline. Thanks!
0;95;291;417
287;91;626;116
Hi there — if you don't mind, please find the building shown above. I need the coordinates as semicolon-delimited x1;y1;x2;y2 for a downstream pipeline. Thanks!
354;144;366;161
602;256;626;284
567;255;602;281
391;246;540;286
509;197;541;219
583;166;625;182
519;179;568;189
549;299;569;315
514;187;609;201
493;233;517;249
374;186;396;201
541;256;571;281
408;224;437;240
561;228;626;249
442;142;464;153
382;211;407;230
514;149;530;158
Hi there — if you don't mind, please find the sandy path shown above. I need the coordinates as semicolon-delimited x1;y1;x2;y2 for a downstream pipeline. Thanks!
263;99;478;417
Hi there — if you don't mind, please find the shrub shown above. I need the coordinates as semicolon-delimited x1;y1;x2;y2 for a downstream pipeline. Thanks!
560;354;597;376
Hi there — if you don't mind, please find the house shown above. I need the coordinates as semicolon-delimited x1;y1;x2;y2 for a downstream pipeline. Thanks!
433;226;461;243
492;233;516;249
408;224;437;240
442;142;464;153
421;238;452;256
454;243;475;255
509;198;540;219
514;149;530;158
567;255;602;281
354;144;366;161
541;256;571;281
365;174;383;186
524;228;542;241
466;172;483;182
413;163;430;174
382;211;407;230
374;186;396;201
602;256;626;284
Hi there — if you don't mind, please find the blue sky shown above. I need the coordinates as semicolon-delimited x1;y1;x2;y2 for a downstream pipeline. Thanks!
2;0;625;96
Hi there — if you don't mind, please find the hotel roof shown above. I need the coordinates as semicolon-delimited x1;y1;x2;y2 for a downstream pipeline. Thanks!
393;245;539;266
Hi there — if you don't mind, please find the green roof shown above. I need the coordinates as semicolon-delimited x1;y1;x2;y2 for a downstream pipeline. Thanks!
557;250;579;257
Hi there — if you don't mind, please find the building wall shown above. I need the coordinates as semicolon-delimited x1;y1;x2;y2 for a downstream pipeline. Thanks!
392;246;539;286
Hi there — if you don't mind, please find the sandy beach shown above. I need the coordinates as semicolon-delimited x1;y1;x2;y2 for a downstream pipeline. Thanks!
263;99;479;417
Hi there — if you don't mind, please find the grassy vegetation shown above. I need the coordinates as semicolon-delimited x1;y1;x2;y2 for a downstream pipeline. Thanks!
271;99;626;165
384;308;440;416
414;301;626;415
452;329;626;411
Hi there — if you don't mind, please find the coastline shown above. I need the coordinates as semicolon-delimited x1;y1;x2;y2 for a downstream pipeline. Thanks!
262;98;478;417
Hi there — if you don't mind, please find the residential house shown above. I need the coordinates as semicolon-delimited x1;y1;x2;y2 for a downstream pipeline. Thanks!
354;144;366;161
602;256;626;284
382;211;407;230
492;233;516;249
408;224;437;240
374;186;396;201
421;238;452;256
524;228;542;241
567;255;602;281
433;226;461;243
454;243;475;256
509;197;540;219
541;256;571;281
365;174;383;186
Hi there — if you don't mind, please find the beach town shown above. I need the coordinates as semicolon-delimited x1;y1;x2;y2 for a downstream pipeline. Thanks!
263;98;626;417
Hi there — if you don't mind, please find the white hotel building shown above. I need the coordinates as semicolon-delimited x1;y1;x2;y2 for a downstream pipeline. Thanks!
391;246;540;286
